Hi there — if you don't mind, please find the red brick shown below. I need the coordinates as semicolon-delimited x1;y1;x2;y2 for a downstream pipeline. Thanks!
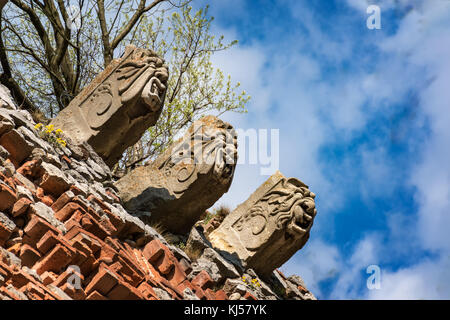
87;195;109;211
17;160;42;179
85;264;120;296
179;258;192;275
115;255;145;287
20;244;41;267
55;202;85;222
86;290;108;300
194;286;207;300
0;286;22;300
0;221;15;247
215;289;228;300
33;244;73;275
21;282;47;300
155;255;175;276
23;215;59;245
0;261;14;278
39;168;70;198
53;266;85;288
166;263;187;288
0;182;17;211
51;191;75;212
142;239;165;264
7;243;21;256
11;197;32;217
86;206;102;221
0;129;33;168
204;288;216;300
9;268;37;288
36;188;55;207
78;254;98;276
81;215;110;239
191;270;214;290
60;282;86;300
102;209;125;232
137;281;159;300
64;225;102;254
36;231;60;254
71;238;94;259
177;279;194;294
99;216;117;236
107;280;144;300
243;291;257;300
41;271;58;285
69;185;84;196
298;285;308;293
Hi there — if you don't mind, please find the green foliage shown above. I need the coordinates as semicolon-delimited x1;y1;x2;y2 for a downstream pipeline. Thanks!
118;5;250;170
34;123;67;148
202;210;215;225
1;1;249;170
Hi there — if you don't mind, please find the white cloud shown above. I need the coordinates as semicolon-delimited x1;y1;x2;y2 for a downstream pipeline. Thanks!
207;0;450;299
368;255;450;299
383;0;450;252
283;239;342;298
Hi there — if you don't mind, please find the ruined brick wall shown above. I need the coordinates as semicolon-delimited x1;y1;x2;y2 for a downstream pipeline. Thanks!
0;85;315;300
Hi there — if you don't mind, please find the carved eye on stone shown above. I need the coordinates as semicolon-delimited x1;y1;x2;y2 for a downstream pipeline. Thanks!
251;215;267;235
176;165;196;183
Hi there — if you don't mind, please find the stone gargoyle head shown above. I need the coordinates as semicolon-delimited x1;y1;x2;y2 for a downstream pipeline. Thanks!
51;45;169;166
155;115;238;196
233;177;317;251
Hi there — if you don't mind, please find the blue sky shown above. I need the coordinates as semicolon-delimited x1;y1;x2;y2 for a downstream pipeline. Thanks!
194;0;450;299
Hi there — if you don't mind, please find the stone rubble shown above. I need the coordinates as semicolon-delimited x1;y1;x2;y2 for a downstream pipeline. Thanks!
0;81;316;300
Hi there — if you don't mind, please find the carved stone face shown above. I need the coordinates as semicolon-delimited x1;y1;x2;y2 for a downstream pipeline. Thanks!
158;116;238;195
232;178;317;251
117;52;169;113
50;45;169;167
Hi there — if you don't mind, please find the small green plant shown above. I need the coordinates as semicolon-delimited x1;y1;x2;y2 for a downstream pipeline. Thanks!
34;123;67;148
202;211;215;225
213;205;231;219
176;241;186;250
272;283;286;298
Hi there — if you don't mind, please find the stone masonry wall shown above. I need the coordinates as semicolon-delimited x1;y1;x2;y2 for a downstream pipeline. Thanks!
0;85;315;300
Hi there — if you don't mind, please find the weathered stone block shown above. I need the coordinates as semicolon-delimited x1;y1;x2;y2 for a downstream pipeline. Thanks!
0;129;34;166
208;171;317;277
0;84;16;110
115;115;238;234
51;45;169;167
0;212;15;246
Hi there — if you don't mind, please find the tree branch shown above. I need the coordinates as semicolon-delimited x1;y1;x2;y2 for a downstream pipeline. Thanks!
110;0;165;51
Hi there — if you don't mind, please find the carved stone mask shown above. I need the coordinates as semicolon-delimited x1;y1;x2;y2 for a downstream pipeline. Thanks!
232;178;317;251
158;116;238;195
117;53;169;112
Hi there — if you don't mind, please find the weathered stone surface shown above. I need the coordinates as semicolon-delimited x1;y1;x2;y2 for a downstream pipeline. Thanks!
115;115;238;234
208;171;317;277
51;45;169;167
153;287;173;300
0;94;316;300
185;226;212;260
29;202;66;234
201;248;240;279
0;129;34;165
0;84;16;110
182;287;200;300
39;162;71;197
190;258;222;283
0;212;16;246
